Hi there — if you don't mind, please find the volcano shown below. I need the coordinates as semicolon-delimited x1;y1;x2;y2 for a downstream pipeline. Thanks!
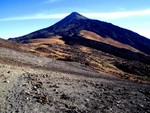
9;12;150;63
9;12;150;80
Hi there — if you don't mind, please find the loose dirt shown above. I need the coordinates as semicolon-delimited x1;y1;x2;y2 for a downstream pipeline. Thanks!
0;47;150;113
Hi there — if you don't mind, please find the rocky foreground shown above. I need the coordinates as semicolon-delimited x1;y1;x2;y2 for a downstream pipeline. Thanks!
0;47;150;113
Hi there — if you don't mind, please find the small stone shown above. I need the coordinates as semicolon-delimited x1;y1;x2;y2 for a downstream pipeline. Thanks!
83;84;88;87
85;98;90;102
35;83;42;88
60;93;70;100
101;89;104;91
109;108;113;111
53;89;56;91
4;80;9;83
25;90;30;95
37;89;40;94
117;104;120;106
139;104;144;107
117;100;121;104
22;83;27;86
33;86;37;90
49;84;59;88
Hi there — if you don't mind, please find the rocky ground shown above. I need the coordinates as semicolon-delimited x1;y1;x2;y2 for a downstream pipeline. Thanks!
27;43;150;84
0;47;150;113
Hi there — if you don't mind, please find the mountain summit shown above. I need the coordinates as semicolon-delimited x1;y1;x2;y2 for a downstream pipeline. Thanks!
67;12;88;20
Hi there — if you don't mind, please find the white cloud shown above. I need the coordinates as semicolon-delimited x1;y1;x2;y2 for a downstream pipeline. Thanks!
0;13;68;21
82;9;150;20
0;9;150;22
132;28;150;39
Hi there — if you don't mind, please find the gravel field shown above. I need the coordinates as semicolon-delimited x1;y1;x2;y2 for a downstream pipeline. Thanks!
0;47;150;113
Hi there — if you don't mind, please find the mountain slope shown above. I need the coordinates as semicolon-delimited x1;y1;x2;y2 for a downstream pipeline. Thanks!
0;41;150;112
1;16;150;112
0;38;21;50
1;20;150;113
9;12;150;55
8;12;150;81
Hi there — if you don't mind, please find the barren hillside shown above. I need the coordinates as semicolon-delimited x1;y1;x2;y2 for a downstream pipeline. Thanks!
0;39;150;113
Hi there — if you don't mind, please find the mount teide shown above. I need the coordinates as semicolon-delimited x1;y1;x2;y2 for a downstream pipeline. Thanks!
8;12;150;83
9;12;150;63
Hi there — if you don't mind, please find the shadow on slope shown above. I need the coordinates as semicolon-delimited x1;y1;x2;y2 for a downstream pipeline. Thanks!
61;35;150;65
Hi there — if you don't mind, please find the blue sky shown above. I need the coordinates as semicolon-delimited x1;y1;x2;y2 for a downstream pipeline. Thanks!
0;0;150;39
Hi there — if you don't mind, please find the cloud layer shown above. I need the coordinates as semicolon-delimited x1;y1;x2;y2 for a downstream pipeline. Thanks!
83;9;150;19
0;13;68;21
0;9;150;21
